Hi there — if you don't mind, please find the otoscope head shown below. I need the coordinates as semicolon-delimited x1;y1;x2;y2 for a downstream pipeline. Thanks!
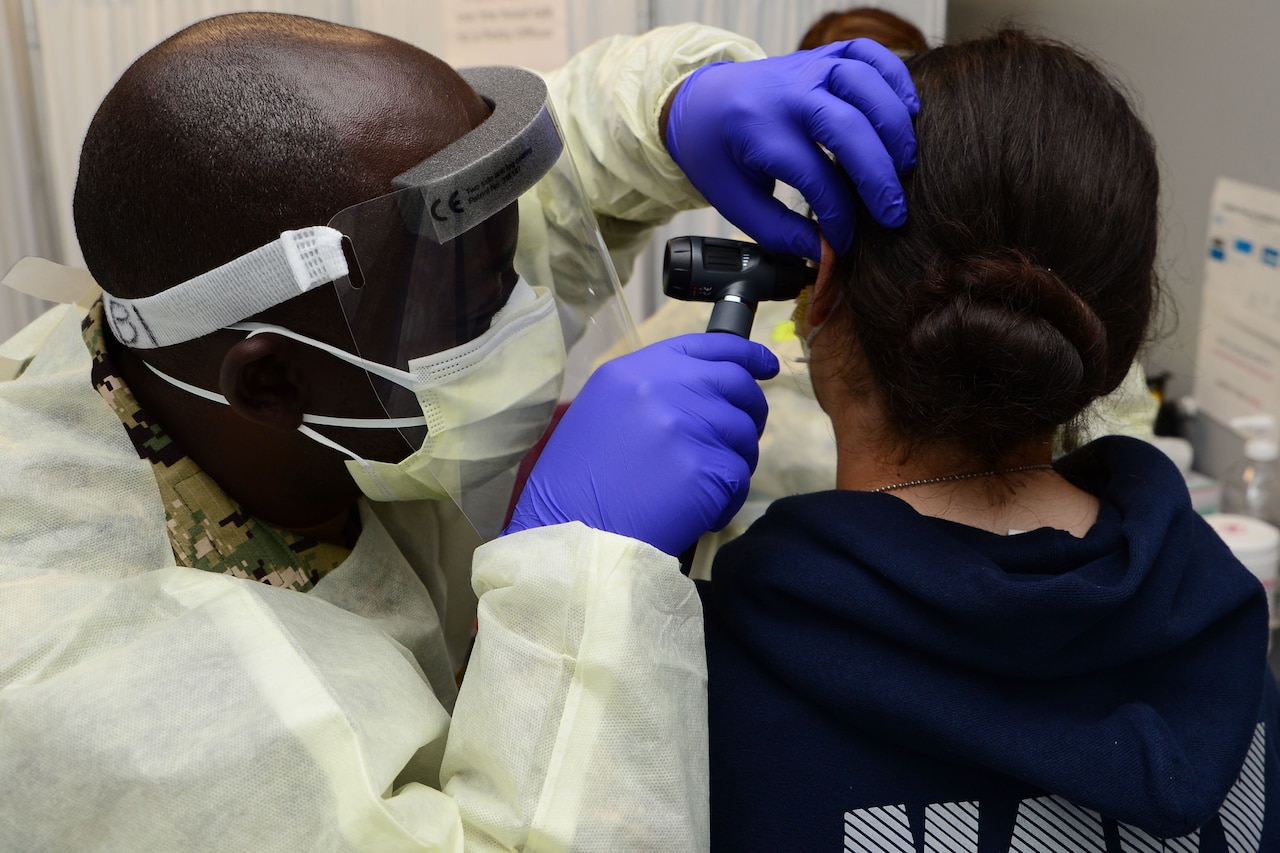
663;236;817;337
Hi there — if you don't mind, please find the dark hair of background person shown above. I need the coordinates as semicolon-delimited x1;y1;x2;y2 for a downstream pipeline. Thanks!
799;7;928;53
826;29;1160;469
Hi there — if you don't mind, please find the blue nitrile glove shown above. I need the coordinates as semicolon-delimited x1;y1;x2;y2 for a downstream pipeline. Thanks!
504;334;780;556
666;38;919;260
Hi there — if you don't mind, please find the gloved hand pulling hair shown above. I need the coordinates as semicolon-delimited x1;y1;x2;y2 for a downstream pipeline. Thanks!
504;334;779;556
666;38;919;261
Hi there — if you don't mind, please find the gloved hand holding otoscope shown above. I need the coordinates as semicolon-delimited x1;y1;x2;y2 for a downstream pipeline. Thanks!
661;236;816;571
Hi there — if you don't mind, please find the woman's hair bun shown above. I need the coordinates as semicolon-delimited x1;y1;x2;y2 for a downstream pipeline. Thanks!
892;253;1109;454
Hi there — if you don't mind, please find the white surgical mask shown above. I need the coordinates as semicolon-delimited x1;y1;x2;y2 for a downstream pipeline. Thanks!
148;279;566;511
338;280;565;505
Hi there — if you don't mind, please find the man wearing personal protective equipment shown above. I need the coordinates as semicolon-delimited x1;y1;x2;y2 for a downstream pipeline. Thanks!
0;11;917;852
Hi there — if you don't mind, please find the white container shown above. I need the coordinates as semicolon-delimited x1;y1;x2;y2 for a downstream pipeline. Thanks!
1207;513;1279;632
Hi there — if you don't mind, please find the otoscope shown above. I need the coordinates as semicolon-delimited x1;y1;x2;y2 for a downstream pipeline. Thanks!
662;236;817;338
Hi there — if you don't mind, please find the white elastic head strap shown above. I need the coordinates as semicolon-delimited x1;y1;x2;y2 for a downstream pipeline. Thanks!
100;226;348;350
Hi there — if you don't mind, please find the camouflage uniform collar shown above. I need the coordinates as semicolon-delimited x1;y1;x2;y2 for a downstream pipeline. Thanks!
82;300;348;592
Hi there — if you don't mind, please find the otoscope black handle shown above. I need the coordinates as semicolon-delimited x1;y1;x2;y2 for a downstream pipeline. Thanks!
706;294;756;337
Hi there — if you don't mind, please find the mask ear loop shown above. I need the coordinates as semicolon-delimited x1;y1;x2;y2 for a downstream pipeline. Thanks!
142;353;397;495
794;255;844;365
292;423;403;504
794;320;827;365
297;424;371;464
140;323;427;431
795;290;842;365
229;323;428;433
228;323;419;389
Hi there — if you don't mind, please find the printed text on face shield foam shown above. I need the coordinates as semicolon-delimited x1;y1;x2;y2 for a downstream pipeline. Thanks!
841;725;1265;852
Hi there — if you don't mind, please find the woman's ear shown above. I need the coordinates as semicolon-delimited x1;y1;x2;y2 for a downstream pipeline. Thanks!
807;235;841;328
219;334;306;431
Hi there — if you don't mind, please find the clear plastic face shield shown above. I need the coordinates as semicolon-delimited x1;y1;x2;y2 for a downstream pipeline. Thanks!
101;65;639;539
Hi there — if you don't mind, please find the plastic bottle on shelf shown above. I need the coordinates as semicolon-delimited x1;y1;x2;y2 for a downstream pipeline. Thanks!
1221;414;1280;524
1219;414;1280;636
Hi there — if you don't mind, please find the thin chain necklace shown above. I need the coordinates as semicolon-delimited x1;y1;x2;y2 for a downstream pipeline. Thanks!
870;463;1055;494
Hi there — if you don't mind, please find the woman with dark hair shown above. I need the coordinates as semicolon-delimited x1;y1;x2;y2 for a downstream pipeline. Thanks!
701;30;1280;851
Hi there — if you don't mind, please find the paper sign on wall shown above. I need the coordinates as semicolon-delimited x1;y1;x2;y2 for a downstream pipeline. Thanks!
1193;177;1280;424
441;0;569;72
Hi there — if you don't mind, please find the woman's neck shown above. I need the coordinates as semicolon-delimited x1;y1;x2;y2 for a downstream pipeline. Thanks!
853;464;1099;538
830;413;1097;537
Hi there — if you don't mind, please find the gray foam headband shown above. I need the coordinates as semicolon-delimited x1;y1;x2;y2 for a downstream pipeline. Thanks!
394;65;563;244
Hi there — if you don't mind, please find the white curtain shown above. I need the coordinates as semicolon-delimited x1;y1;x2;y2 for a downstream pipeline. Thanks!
0;0;59;336
0;0;938;342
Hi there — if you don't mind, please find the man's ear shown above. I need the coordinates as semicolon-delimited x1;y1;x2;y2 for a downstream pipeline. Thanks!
807;236;841;328
219;334;306;431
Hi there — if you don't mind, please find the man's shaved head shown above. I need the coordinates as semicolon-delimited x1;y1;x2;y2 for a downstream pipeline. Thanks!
74;12;490;300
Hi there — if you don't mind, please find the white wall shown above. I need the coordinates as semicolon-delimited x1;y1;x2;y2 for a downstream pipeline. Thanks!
948;0;1280;417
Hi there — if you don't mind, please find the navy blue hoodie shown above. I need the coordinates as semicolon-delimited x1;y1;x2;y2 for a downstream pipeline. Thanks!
701;436;1280;852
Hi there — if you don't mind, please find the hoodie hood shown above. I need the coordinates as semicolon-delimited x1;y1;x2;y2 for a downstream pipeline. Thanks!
710;436;1272;838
